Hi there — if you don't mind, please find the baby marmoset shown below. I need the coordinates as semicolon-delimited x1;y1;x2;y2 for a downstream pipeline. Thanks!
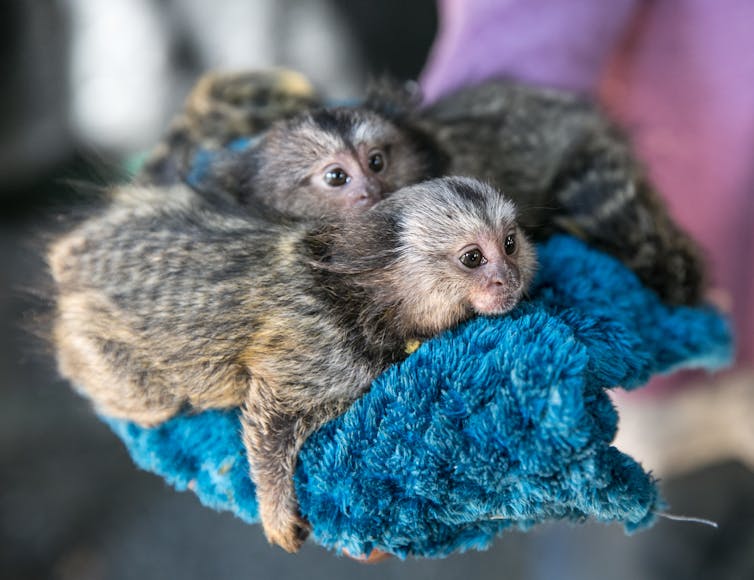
216;106;441;219
49;177;536;552
155;71;703;305
401;80;705;305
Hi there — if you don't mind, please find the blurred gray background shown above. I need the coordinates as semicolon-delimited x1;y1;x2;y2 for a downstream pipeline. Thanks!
2;1;752;579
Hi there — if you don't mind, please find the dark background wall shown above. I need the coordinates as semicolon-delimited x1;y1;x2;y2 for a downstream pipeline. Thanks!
1;2;752;579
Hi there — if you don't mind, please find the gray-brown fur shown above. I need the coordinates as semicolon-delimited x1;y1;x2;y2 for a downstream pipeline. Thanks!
48;177;535;552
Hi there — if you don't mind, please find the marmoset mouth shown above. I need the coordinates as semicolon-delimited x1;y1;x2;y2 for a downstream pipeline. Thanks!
470;285;523;316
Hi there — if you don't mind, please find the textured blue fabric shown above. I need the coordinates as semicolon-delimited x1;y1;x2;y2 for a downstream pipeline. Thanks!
103;234;733;558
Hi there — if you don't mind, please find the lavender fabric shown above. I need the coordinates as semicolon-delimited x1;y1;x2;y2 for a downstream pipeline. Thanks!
421;0;638;101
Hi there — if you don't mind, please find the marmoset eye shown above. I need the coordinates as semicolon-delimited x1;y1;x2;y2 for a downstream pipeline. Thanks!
324;168;349;187
459;248;487;268
368;152;385;173
504;234;517;255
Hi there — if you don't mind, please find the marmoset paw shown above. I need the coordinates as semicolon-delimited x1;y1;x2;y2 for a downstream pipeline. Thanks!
263;509;311;553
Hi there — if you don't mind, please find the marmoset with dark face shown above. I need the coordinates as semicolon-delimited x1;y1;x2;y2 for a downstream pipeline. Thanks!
48;177;536;553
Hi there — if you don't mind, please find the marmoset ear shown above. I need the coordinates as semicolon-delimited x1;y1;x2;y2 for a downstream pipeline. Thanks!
363;76;422;120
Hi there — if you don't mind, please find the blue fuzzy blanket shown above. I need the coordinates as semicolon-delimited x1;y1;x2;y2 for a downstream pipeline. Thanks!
104;234;732;558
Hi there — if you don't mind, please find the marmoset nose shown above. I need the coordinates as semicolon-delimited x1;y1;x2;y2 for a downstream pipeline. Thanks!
489;263;519;290
365;178;384;198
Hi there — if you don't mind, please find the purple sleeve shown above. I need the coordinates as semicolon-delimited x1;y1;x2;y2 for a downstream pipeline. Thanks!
420;0;639;101
601;0;754;367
